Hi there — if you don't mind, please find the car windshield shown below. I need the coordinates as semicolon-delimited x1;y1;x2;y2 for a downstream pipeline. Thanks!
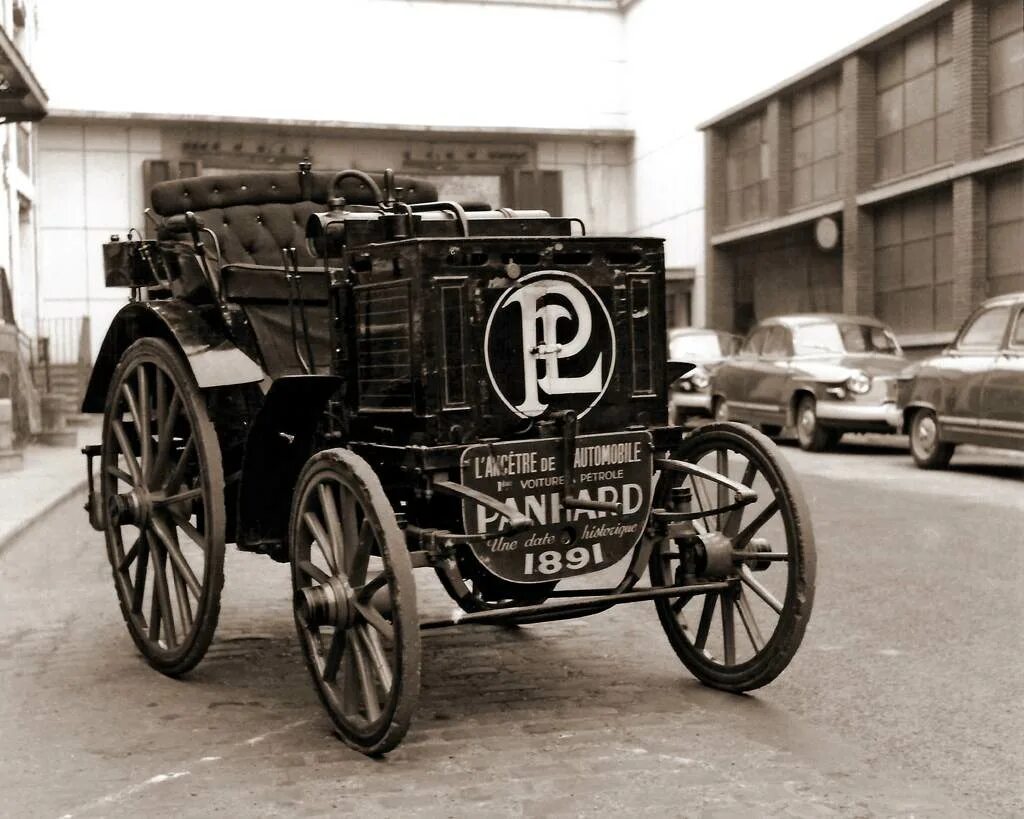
792;322;899;355
669;333;731;360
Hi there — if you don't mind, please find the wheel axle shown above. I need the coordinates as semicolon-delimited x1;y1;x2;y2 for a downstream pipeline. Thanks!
295;575;354;629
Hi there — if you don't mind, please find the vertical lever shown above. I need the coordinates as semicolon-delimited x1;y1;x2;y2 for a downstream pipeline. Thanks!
281;247;316;374
555;409;622;515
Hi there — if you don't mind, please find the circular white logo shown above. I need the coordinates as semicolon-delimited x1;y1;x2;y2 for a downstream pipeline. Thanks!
483;270;615;419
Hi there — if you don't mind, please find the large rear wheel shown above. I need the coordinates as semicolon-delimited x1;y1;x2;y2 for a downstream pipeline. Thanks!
101;337;225;676
290;448;420;755
650;422;815;691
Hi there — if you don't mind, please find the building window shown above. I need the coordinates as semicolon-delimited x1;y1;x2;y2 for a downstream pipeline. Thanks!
873;187;954;334
791;76;841;207
724;112;769;226
990;0;1024;146
987;167;1024;296
875;17;954;180
15;125;30;175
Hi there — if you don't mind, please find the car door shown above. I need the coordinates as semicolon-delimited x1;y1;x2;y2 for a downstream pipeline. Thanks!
939;303;1014;440
979;303;1024;448
717;327;768;421
746;325;792;424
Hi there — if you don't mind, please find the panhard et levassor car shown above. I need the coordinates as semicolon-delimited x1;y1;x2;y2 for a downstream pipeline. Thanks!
80;163;816;754
667;328;740;425
710;314;906;451
899;291;1024;469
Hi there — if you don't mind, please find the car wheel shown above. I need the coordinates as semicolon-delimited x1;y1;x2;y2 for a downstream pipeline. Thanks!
795;396;840;452
713;399;729;422
909;409;955;469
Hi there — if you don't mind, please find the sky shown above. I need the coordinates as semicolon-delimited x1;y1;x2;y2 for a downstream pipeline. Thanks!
32;0;934;132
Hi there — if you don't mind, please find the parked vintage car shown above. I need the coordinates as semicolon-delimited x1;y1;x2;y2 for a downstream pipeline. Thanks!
899;292;1024;468
667;328;740;424
710;314;906;451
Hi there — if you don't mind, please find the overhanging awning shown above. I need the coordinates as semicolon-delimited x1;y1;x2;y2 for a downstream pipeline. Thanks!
0;25;46;122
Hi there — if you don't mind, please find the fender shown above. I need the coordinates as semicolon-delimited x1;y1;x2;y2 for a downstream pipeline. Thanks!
235;374;344;558
81;300;266;412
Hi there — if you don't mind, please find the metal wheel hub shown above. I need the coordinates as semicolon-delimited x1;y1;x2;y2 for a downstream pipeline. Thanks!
736;537;773;572
296;575;356;629
915;416;936;452
693;531;734;579
108;490;151;528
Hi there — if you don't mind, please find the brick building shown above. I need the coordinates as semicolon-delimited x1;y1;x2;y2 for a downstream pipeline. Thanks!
701;0;1024;353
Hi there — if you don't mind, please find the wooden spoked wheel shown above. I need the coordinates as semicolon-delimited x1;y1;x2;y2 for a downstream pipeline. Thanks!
650;422;815;691
101;338;225;676
289;448;420;755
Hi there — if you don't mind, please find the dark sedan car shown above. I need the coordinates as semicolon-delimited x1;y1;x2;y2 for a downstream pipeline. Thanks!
710;314;906;451
899;292;1024;469
666;328;740;424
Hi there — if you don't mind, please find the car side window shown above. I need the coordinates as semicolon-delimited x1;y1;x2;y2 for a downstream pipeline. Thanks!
762;327;791;358
740;328;767;358
1009;308;1024;348
957;305;1013;351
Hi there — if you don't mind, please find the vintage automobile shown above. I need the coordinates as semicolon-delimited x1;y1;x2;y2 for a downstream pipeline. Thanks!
899;292;1024;469
710;314;906;451
667;328;740;425
81;164;816;754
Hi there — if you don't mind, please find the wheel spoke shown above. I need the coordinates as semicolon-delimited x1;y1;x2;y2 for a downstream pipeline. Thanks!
723;459;758;537
359;624;393;691
739;565;783;614
298;559;330;584
106;464;136;487
734;499;779;550
694;593;717;651
339;486;360;568
736;589;764;652
153;392;182;483
721;591;736;665
353;601;395;643
111;418;143;485
348;519;372;584
130;534;151;614
355;572;388;602
302;511;337;574
150;540;177;647
350;633;380;722
118;535;143;572
164;435;195;493
170;551;194;634
155;487;203;507
318;483;344;576
716;448;729;529
151;517;202;597
167;510;208;554
137;365;152;483
322;627;346;683
340;648;361;717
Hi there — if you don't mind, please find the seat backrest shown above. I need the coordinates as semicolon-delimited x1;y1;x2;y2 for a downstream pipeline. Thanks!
150;169;438;266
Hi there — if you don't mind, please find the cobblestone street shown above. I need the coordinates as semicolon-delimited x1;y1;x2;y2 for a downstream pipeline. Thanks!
3;439;1021;817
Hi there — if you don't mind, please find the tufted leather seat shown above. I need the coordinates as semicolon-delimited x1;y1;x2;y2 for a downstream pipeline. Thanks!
149;168;437;376
151;169;438;266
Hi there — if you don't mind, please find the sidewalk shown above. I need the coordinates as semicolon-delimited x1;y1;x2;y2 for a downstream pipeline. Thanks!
0;417;100;553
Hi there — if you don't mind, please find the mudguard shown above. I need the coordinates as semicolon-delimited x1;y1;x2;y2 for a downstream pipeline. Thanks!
81;300;266;413
235;374;344;557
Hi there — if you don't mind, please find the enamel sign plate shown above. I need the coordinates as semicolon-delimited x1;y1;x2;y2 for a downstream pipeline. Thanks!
460;431;652;583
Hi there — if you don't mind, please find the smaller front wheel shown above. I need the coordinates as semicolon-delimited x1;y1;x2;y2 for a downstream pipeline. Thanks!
909;409;955;469
290;448;420;755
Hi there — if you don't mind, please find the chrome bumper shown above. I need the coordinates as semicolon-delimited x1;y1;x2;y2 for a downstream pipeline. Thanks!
816;400;901;428
670;392;712;411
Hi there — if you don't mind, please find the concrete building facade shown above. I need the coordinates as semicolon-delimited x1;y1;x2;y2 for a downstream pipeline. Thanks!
701;0;1024;352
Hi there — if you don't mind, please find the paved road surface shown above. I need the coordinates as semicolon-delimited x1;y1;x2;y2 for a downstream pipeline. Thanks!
1;435;1021;817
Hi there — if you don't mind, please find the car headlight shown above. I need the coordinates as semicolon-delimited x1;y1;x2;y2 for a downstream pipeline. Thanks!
689;367;710;390
845;371;871;395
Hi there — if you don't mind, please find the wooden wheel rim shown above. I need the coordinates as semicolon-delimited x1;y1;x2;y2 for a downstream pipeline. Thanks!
100;339;224;672
290;449;419;753
651;423;815;690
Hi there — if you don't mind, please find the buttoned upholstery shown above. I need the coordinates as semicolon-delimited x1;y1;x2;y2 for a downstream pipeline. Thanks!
151;169;437;266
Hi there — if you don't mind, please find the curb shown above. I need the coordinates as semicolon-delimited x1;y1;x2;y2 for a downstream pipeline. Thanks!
0;476;91;557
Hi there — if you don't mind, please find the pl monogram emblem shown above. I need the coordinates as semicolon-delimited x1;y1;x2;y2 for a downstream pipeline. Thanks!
484;270;615;418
